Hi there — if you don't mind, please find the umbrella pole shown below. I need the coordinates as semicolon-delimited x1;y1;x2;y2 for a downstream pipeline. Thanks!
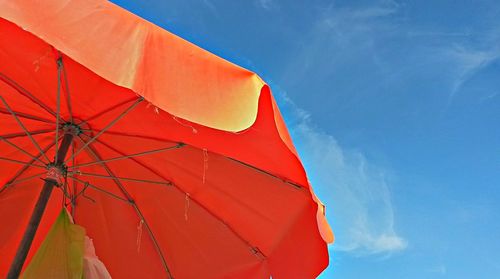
7;132;74;279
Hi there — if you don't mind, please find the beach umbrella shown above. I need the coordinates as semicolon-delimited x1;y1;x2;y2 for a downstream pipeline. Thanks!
0;1;333;278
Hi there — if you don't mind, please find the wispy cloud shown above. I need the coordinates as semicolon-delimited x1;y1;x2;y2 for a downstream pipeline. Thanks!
202;0;219;17
443;45;500;102
274;0;500;260
323;1;398;24
281;94;407;255
280;0;401;89
479;92;498;103
255;0;276;11
281;0;500;110
427;264;447;275
273;0;409;256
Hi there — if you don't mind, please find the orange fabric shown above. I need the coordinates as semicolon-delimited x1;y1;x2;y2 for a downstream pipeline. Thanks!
0;0;263;133
0;1;332;278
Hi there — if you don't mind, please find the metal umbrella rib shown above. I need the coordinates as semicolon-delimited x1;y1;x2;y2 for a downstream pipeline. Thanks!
68;171;172;186
0;157;45;168
88;135;267;260
0;129;54;140
54;58;62;163
86;130;173;143
3;172;45;187
75;135;174;279
0;136;47;165
0;72;59;120
67;176;131;204
0;108;55;124
88;136;175;187
0;140;57;195
0;96;51;163
69;143;184;168
79;97;139;126
65;97;144;164
59;56;74;123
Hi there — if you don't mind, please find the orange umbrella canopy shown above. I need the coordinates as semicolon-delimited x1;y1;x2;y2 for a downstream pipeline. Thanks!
0;1;333;278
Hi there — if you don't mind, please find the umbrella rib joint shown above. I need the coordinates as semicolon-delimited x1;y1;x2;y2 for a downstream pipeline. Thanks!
6;123;81;279
65;96;144;164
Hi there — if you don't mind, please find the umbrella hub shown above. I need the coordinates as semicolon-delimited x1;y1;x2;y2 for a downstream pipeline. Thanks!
62;122;82;136
45;163;67;186
44;123;79;185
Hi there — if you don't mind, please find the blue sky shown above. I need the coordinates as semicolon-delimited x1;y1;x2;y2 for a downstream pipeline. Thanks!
112;1;500;278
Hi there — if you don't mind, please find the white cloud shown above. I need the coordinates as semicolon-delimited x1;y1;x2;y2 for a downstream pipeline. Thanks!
276;1;409;254
281;95;407;255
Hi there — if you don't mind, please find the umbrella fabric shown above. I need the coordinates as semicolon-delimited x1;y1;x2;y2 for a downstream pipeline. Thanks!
0;1;333;278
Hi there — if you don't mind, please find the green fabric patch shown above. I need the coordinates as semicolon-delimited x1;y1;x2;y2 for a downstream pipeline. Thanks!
22;209;86;279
